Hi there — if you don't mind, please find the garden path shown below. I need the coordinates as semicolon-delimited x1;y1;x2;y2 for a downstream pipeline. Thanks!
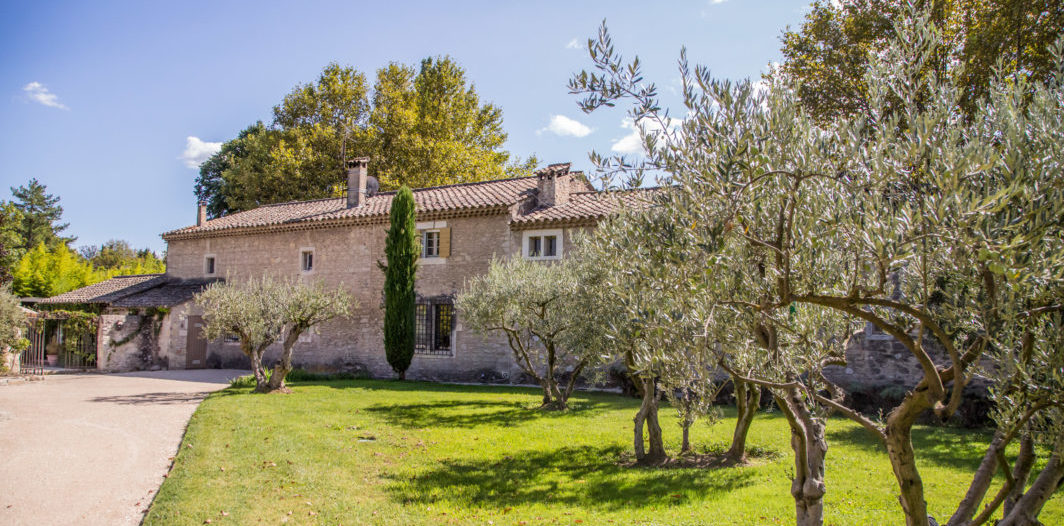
0;369;246;526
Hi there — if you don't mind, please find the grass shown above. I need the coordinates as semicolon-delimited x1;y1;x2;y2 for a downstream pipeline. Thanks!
145;380;1063;525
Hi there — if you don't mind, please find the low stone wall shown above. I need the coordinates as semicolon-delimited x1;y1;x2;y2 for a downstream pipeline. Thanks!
824;324;991;427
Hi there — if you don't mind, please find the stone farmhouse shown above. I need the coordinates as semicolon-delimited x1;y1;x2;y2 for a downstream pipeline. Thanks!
40;161;648;381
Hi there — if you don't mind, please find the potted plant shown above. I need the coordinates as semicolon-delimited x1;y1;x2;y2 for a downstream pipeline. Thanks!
45;334;59;367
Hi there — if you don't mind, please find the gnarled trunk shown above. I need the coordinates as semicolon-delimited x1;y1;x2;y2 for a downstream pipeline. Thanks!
265;327;303;394
245;345;269;393
1004;435;1036;517
948;431;1007;526
727;378;760;463
998;446;1064;526
884;390;933;526
633;377;667;465
680;419;692;455
775;388;827;526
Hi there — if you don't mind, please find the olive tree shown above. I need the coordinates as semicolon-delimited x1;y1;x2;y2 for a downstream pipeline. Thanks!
567;209;751;465
571;6;1064;525
196;276;352;393
456;257;587;410
267;280;353;393
0;284;28;374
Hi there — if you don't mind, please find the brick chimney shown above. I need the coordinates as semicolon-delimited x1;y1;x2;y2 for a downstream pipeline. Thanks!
537;163;572;207
346;157;370;208
197;202;207;226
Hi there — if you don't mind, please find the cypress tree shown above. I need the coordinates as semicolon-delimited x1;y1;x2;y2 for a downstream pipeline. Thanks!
383;186;418;379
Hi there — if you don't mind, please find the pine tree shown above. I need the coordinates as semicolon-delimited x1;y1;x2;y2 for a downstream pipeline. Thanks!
382;186;418;379
10;178;74;249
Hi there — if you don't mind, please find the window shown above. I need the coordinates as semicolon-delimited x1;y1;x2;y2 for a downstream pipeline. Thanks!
422;231;440;258
415;302;454;356
301;250;314;272
526;235;558;257
224;333;239;343
204;256;216;275
522;229;563;260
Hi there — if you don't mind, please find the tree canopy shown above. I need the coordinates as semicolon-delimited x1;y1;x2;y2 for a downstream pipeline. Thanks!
8;179;73;251
571;6;1064;525
779;0;1064;121
195;57;533;217
197;276;352;393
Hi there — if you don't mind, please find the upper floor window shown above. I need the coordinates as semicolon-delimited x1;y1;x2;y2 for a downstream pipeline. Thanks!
204;256;216;275
422;231;440;258
301;250;314;272
416;222;450;263
522;229;563;260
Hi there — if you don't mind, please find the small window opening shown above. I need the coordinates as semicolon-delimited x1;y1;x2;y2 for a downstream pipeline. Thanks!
301;250;314;272
423;231;440;258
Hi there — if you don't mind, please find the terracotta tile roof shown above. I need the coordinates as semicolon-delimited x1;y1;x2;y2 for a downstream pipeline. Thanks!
511;188;660;228
162;176;541;239
112;278;221;308
37;274;167;305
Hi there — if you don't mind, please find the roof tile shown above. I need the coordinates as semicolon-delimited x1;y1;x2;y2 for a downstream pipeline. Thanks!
37;274;167;305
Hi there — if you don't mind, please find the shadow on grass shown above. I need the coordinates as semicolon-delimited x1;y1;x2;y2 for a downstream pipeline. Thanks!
827;422;992;471
384;444;755;510
364;398;611;429
89;391;212;405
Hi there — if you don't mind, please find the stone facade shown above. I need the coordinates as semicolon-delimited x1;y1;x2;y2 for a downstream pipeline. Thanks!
163;211;569;381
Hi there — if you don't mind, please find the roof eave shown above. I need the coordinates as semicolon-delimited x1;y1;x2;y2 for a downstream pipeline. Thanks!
161;204;514;242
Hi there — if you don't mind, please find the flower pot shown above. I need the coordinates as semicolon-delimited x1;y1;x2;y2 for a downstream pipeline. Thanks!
46;354;58;367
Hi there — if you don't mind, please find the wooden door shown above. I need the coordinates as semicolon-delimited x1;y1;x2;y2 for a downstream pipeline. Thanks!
186;315;207;369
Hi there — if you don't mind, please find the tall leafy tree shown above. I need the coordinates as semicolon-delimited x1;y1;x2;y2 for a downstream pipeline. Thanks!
779;0;1064;121
12;243;96;298
194;122;268;218
10;179;74;250
80;239;166;276
369;56;510;189
195;58;528;217
382;186;418;380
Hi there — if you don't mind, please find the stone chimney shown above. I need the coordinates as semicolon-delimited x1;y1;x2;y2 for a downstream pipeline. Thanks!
537;163;572;207
197;202;207;226
346;157;370;208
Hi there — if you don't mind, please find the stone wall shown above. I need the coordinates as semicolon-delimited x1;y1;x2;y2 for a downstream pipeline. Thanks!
164;212;573;381
824;323;991;426
97;309;169;371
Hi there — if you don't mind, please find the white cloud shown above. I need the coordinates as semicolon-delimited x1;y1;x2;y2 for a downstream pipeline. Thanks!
22;82;68;110
611;119;645;154
180;136;223;168
611;118;682;155
566;38;582;50
539;115;593;138
701;0;731;17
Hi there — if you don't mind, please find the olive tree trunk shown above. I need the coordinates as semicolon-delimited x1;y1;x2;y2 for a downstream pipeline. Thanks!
633;377;667;465
242;342;273;393
265;325;306;394
998;446;1064;526
775;388;827;526
727;377;761;463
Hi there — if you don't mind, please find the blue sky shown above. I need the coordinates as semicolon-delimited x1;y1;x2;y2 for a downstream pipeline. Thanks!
0;1;809;254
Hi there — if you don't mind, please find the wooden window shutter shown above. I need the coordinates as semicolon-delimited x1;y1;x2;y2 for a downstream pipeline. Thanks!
438;227;451;258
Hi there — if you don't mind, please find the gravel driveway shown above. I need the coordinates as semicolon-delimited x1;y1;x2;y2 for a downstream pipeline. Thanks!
0;369;247;526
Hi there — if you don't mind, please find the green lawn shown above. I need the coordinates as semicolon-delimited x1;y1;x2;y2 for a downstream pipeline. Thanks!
145;380;1062;526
